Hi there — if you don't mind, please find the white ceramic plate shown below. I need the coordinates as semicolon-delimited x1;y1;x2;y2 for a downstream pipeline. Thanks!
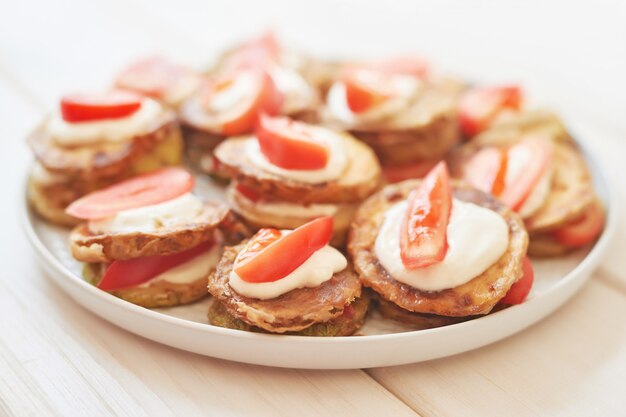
22;144;616;369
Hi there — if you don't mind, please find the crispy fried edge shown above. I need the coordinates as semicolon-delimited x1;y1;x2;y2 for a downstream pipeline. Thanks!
208;291;371;336
28;111;181;179
69;202;240;263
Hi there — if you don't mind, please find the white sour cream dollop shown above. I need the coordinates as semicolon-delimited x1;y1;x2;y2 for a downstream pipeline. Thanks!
375;199;509;292
326;74;421;126
88;192;204;234
245;126;348;184
48;98;163;146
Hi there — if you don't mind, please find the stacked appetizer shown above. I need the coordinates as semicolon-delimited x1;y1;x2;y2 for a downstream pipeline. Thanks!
28;90;183;226
214;114;382;246
323;57;463;182
452;87;603;256
180;32;321;171
208;217;368;335
67;168;246;307
349;162;532;327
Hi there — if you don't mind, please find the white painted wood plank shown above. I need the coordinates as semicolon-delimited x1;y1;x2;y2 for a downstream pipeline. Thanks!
368;278;626;417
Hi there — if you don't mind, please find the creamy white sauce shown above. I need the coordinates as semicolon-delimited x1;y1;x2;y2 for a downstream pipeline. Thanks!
245;127;348;183
138;242;221;287
207;71;257;113
230;184;339;218
228;235;347;300
48;98;163;146
270;65;317;114
88;192;204;234
505;145;553;219
326;74;421;126
375;199;509;292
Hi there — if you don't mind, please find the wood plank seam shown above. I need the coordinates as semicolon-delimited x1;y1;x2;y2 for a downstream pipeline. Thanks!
594;268;626;296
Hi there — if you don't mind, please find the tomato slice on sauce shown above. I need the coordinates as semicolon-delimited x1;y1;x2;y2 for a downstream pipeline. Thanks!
458;85;523;137
98;239;215;291
463;147;508;196
115;56;194;98
234;217;333;283
256;114;329;170
66;167;195;220
500;256;534;305
203;69;282;136
341;68;393;114
60;90;143;123
400;161;453;269
499;136;552;211
552;200;604;248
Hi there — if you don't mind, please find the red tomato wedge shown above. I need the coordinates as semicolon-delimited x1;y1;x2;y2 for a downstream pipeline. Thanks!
400;161;452;269
342;69;391;114
202;69;282;136
500;256;534;305
463;147;508;195
458;85;523;137
499;136;552;211
552;200;604;248
60;91;142;123
256;114;329;170
234;216;333;283
66;167;195;220
115;56;194;98
382;159;440;183
98;239;215;291
235;183;265;203
373;56;429;79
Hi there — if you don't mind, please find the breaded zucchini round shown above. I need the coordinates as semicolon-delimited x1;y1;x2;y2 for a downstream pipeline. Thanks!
348;180;528;317
208;242;363;334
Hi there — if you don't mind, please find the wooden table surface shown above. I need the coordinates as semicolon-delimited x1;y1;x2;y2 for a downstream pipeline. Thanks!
1;1;625;416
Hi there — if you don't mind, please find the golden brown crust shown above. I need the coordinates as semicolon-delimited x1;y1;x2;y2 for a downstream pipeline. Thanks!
527;233;572;257
214;132;382;204
377;298;469;328
524;143;594;232
352;113;460;165
27;173;82;226
208;292;370;336
208;243;362;333
348;180;528;317
69;201;235;263
28;111;181;180
84;263;210;308
473;109;573;147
